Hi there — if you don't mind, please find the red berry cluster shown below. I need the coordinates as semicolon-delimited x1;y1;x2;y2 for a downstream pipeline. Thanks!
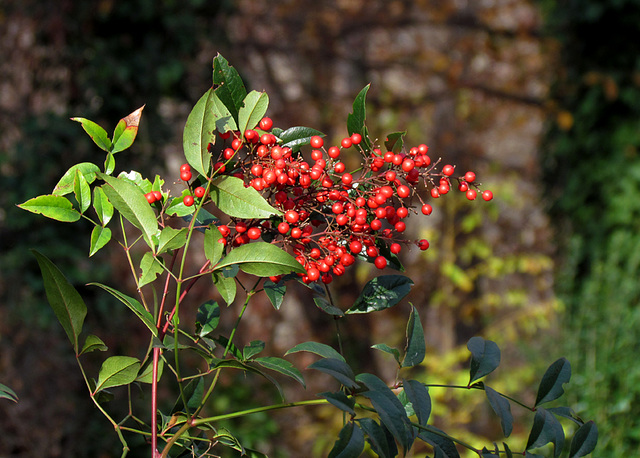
176;117;493;284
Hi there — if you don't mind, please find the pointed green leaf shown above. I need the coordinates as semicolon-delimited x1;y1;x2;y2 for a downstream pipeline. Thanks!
18;195;81;222
253;356;305;387
98;173;159;250
183;88;214;177
212;53;247;120
73;170;91;214
212;358;285;401
285;341;346;362
547;406;584;426
243;340;265;360
346;275;413;314
212;271;236;305
213;242;305;276
371;343;401;365
80;334;108;355
94;356;140;393
264;279;286;310
238;90;269;135
467;336;501;384
402;379;431;426
53;162;101;196
89;282;157;337
385;131;406;153
92;187;113;225
568;421;598;458
0;383;19;403
71;117;112;151
157;227;188;255
104;152;115;175
329;422;365;458
279;126;325;152
89;226;111;256
526;408;565;457
358;418;396;458
210;90;238;133
314;296;344;316
210;175;281;219
402;305;425;367
139;252;163;287
503;442;514;458
347;84;372;150
204;225;225;265
318;391;355;416
172;377;204;414
535;358;571;407
111;106;144;154
485;385;513;437
32;250;86;353
136;357;164;384
309;358;358;389
195;300;220;337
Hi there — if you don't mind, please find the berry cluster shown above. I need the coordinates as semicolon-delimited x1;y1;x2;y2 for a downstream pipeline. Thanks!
173;117;492;284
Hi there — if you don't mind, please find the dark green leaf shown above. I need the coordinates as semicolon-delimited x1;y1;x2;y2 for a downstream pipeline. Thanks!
0;383;18;403
157;227;187;255
346;275;413;314
308;358;358;389
385;131;406;153
526;408;565;457
328;422;365;458
139;252;163;287
210;175;281;219
212;358;285;401
53;162;101;196
238;90;269;135
347;84;371;142
279;126;325;152
94;356;140;393
467;336;501;384
503;442;514;458
212;271;236;306
243;340;265;360
214;336;243;360
89;282;157;337
80;334;108;355
213;242;305;276
285;341;346;362
314;296;344;316
402;305;425;367
111;106;144;154
71;117;112;151
264;279;286;310
371;343;401;365
419;427;461;458
212;53;247;120
196;301;220;337
481;447;500;457
358;418;396;458
253;356;305;387
403;379;431;426
89;225;111;257
568;421;598;458
172;377;204;414
535;358;571;407
32;250;86;353
18;195;81;222
183;88;214;177
485;385;513;437
547;407;584;426
92;187;113;225
318;391;355;416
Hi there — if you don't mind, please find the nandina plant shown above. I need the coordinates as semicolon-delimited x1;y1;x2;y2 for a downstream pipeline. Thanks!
17;54;598;458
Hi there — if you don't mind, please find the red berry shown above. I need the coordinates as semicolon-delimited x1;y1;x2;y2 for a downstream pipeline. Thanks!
350;240;363;254
310;136;324;148
145;192;156;204
466;189;477;200
482;190;494;201
231;138;243;150
458;181;469;192
402;158;415;172
328;146;340;159
341;173;353;185
311;149;323;161
370;219;382;231
394;221;406;232
291;227;302;239
219;225;230;237
442;164;455;176
152;191;162;202
306;267;320;282
421;204;433;215
334;162;346;173
397;185;410;198
418;144;429;154
183;195;194;207
374;256;387;269
385;171;397;182
180;170;192;182
418;239;430;250
367;246;378;257
259;117;273;131
350;133;362;145
464;171;476;183
277;222;290;234
430;188;440;198
396;207;408;218
245;129;258;142
247;227;261;240
180;163;191;173
235;221;247;233
390;243;401;254
194;186;205;198
251;164;264;177
340;137;352;149
260;133;275;145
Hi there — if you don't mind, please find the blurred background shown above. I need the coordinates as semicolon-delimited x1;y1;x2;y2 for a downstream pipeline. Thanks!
1;0;639;456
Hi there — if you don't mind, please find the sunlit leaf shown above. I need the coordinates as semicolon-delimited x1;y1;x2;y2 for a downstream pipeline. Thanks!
371;343;401;365
213;242;305;277
183;88;214;177
264;279;285;310
212;271;236;306
210;175;281;219
111;105;144;153
204;225;224;265
347;84;372;149
285;341;346;362
212;53;247;121
18;195;81;222
195;300;220;337
346;275;413;314
157;227;187;255
80;334;108;355
94;356;140;393
238;90;269;135
89;226;111;257
0;383;18;403
71;117;112;152
92;187;113;225
139;252;163;287
53;162;101;196
89;282;157;337
136;357;164;384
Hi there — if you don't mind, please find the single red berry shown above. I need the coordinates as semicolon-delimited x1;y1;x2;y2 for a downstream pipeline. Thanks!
183;195;194;207
194;186;206;198
259;117;273;131
251;164;264;177
350;133;362;145
247;227;261;240
394;221;406;232
397;185;410;198
341;137;352;149
442;164;455;176
328;146;340;159
341;172;353;185
396;207;408;218
385;171;397;182
219;225;230;237
402;158;415;172
430;188;440;198
390;243;401;254
466;189;477;200
332;202;344;214
374;256;387;269
350;240;363;254
421;204;433;215
322;273;333;284
418;144;429;154
310;136;324;148
458;181;469;192
180;163;191;173
367;245;379;257
306;267;320;282
235;221;247;233
260;133;275;145
418;239;430;250
355;197;366;207
245;129;258;142
370;219;382;231
482;190;494;201
311;149;323;161
145;192;156;204
277;222;290;234
214;162;225;174
152;191;162;202
392;154;403;166
180;170;192;182
291;227;302;239
231;138;243;150
464;171;476;183
334;162;346;174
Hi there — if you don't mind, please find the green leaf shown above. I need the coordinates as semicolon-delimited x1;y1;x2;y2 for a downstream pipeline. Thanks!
172;377;204;414
31;250;86;353
526;408;565;457
253;356;305;387
212;358;285;401
73;170;91;213
371;343;401;365
204;225;225;265
347;84;372;149
314;296;344;316
402;305;425;367
278;126;325;152
285;341;346;362
166;190;197;218
183;88;214;177
98;173;159;250
104;152;115;175
0;383;19;403
418;428;461;458
213;242;305;277
89;282;158;337
329;422;365;458
535;358;571;407
547;407;584;426
309;358;358;389
384;131;406;153
356;373;413;452
467;336;501;384
157;227;187;255
71;117;112;151
238;90;269;135
243;340;265;360
210;175;281;219
346;275;413;314
358;418;397;458
264;279;286;310
139;252;164;287
111;106;144;154
80;334;108;355
568;421;598;458
89;226;111;257
402;379;431;426
485;385;513;437
92;187;113;225
212;271;236;306
318;391;356;416
136;357;164;384
210;90;238;133
53;162;101;196
94;356;140;393
212;53;247;120
18;195;81;222
196;300;220;337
